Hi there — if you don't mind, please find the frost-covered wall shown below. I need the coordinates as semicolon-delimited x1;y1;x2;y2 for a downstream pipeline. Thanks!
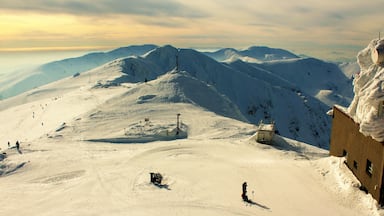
347;39;384;142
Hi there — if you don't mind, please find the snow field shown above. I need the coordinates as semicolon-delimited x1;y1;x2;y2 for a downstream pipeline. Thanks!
0;134;378;216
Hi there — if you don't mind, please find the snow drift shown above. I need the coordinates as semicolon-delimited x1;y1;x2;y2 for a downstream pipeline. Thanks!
347;39;384;142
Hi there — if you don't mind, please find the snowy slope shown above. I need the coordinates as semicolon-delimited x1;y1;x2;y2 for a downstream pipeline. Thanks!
124;71;246;121
0;61;380;215
153;46;332;147
338;61;360;78
0;45;158;99
207;46;354;107
259;58;353;107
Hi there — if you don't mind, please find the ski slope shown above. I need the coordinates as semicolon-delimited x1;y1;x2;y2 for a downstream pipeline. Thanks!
0;62;380;215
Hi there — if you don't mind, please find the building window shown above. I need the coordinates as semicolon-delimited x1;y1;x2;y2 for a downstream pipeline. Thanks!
353;161;358;169
366;159;373;177
342;150;348;162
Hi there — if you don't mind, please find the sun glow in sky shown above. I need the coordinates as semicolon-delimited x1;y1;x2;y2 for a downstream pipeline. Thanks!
0;0;383;61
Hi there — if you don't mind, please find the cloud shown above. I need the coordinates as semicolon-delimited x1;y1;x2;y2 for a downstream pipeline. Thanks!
1;0;383;60
0;0;208;18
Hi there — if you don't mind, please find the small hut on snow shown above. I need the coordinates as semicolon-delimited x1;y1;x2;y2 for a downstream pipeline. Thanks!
251;120;275;144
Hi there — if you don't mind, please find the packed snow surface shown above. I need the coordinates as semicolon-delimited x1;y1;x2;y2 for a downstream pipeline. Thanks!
347;39;384;142
0;61;381;215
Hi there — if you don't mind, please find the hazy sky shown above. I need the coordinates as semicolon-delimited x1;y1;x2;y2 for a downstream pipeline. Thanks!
0;0;383;61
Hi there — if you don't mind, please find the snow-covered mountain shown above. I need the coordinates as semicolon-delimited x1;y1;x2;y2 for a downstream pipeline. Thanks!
0;61;376;216
127;46;355;147
258;58;354;106
0;45;158;99
44;45;332;147
205;46;353;106
0;44;354;148
0;43;379;216
204;46;299;62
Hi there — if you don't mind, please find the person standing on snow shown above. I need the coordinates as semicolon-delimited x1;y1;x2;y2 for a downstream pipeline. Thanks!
242;182;249;201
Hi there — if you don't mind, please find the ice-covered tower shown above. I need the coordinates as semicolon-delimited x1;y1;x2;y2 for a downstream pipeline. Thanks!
347;38;384;142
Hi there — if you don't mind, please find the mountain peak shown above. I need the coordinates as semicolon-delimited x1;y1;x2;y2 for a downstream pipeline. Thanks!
204;45;299;62
241;46;299;61
108;44;158;56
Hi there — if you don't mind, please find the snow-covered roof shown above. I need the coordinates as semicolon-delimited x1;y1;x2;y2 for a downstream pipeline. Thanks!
347;38;384;142
258;122;275;132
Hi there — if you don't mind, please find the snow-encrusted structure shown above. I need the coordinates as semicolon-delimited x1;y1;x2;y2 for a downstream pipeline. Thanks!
347;38;384;142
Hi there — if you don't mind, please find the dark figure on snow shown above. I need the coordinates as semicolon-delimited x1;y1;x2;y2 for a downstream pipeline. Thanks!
8;141;10;148
16;141;20;150
150;172;163;185
242;182;249;201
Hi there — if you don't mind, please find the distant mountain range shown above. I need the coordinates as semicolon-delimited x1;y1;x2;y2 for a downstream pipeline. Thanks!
204;46;299;62
0;45;158;99
0;44;355;147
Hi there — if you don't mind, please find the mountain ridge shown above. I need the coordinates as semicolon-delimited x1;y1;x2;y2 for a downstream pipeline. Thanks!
0;44;158;99
0;44;354;147
204;46;299;62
